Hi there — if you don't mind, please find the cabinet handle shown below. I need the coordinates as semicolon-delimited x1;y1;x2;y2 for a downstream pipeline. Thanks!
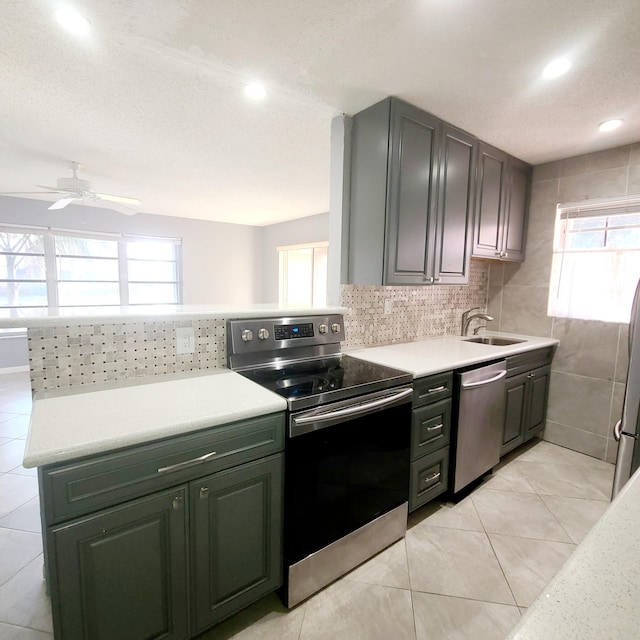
433;276;441;283
157;450;217;474
495;251;502;257
427;385;447;394
199;487;209;499
424;472;441;483
172;496;184;510
427;423;444;431
528;373;535;378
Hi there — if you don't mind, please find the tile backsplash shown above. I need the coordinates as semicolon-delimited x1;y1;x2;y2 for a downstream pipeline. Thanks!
28;319;227;393
340;259;489;350
28;260;489;392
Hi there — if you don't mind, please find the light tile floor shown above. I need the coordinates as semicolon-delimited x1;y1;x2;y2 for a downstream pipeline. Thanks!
0;372;615;640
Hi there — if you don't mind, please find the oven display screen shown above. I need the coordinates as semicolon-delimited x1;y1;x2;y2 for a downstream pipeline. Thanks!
274;323;314;340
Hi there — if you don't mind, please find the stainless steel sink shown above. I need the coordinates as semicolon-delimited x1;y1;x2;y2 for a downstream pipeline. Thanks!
464;336;526;346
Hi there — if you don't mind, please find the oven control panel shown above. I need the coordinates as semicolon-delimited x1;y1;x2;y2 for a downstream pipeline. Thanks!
228;315;345;358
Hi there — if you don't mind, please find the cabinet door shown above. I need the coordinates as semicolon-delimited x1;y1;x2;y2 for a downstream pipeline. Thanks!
501;372;528;456
502;157;530;261
50;488;189;640
385;101;441;284
433;125;476;284
192;454;283;633
525;365;551;439
472;142;508;258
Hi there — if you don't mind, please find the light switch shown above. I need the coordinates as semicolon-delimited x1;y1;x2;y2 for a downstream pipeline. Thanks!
176;327;195;354
384;299;393;315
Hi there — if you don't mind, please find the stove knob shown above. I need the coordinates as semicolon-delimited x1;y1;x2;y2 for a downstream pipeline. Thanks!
331;323;341;333
258;328;270;340
318;324;328;335
241;329;254;342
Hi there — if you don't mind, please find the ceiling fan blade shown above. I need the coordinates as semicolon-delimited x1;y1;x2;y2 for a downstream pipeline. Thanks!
48;197;80;210
0;191;63;195
36;184;66;192
94;192;141;206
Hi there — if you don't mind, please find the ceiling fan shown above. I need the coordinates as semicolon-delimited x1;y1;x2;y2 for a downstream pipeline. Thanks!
0;161;141;214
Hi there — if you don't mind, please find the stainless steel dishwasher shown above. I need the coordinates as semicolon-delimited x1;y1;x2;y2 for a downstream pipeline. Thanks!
453;360;507;493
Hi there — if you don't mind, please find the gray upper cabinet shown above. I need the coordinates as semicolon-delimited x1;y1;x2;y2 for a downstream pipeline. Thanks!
348;98;474;286
472;142;531;262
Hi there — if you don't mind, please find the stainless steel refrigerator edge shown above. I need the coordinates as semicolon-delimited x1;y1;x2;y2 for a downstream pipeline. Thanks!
612;278;640;498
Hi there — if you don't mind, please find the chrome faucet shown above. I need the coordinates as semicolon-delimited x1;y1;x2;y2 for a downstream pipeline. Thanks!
461;307;494;336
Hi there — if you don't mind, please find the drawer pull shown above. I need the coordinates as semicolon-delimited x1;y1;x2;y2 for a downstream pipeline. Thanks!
424;472;441;483
172;496;183;510
427;423;444;432
157;450;217;474
427;385;446;394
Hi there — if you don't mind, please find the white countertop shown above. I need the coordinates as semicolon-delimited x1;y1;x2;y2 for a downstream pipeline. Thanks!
0;303;347;328
24;369;287;468
347;332;559;377
507;468;640;640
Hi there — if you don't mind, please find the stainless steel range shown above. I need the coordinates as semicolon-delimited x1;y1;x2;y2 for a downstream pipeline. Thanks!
227;314;412;607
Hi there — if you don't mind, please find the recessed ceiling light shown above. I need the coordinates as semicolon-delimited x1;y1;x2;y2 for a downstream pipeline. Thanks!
244;83;267;100
542;58;572;79
598;119;624;132
55;7;91;36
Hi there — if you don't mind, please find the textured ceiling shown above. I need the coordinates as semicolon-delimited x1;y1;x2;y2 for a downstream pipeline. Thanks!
1;0;639;225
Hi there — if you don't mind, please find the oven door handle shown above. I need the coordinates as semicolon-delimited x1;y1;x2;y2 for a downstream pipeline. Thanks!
292;387;413;427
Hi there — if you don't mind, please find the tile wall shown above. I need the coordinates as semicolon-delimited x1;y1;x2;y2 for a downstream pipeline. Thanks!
28;319;227;393
488;141;640;462
340;260;489;350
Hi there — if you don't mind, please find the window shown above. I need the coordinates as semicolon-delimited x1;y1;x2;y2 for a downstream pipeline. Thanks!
0;225;182;318
548;195;640;322
278;242;328;307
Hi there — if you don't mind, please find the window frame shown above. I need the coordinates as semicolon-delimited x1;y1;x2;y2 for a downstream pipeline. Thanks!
548;194;640;323
0;224;183;315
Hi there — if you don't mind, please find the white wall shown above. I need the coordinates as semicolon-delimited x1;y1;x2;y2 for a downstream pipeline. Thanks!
259;213;330;303
0;196;262;304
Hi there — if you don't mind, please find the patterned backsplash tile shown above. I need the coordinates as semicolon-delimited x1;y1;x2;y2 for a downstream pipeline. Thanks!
340;260;489;350
28;318;227;393
28;260;489;391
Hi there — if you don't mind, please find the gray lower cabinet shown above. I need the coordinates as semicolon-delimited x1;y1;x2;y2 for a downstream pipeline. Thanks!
41;412;285;640
501;349;554;456
192;455;283;633
51;487;189;640
348;98;474;286
410;372;453;511
472;142;531;262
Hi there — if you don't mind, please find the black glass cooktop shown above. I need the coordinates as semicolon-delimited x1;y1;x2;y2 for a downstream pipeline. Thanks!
238;354;412;410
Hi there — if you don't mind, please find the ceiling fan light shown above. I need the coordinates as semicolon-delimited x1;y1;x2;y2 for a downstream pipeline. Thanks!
55;8;91;36
598;119;624;132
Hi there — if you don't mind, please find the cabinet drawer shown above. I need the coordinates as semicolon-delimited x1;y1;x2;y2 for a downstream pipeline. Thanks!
413;372;453;407
41;412;285;525
411;399;451;461
506;346;555;377
409;447;450;512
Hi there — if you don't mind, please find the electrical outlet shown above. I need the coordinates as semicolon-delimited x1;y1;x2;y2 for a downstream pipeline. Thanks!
176;327;195;354
384;299;393;315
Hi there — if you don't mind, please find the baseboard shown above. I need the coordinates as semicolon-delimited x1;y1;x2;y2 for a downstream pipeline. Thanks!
0;366;30;374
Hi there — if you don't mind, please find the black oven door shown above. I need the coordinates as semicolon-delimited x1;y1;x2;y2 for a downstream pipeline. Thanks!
285;386;412;566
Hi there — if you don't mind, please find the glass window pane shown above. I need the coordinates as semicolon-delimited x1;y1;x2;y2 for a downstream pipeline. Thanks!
608;213;640;227
128;260;177;282
567;230;605;250
285;249;313;306
0;232;44;253
0;282;48;307
54;236;118;258
568;217;604;231
607;229;640;249
57;257;119;281
129;283;178;304
0;255;46;280
127;241;176;261
58;282;120;306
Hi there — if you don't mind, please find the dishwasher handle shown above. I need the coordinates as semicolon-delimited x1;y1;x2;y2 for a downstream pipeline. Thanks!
461;369;507;389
